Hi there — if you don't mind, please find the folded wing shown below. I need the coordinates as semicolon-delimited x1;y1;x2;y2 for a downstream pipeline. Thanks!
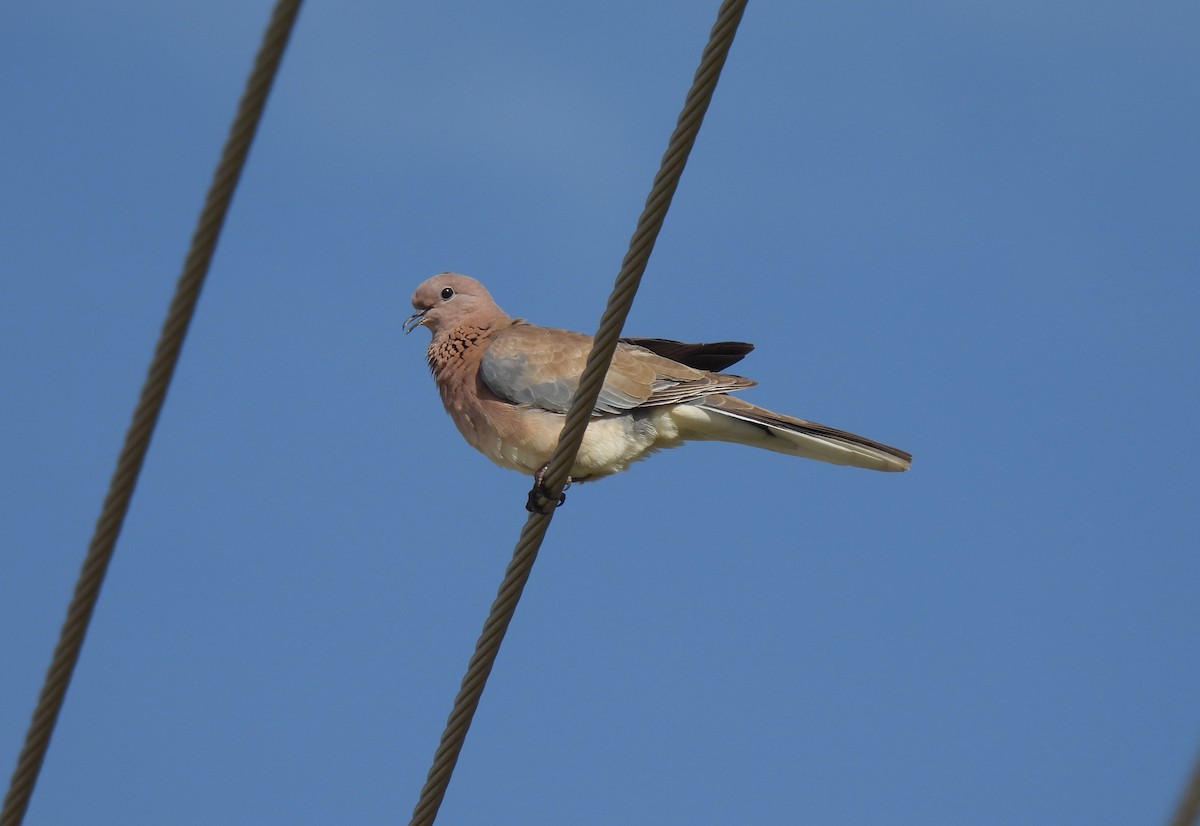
482;326;754;416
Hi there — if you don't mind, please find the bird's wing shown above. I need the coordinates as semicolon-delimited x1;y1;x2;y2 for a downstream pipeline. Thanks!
481;325;755;416
619;338;754;372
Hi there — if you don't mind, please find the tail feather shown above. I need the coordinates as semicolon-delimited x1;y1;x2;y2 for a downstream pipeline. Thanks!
673;394;911;472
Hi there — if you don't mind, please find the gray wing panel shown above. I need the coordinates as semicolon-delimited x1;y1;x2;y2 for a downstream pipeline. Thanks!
480;347;577;413
480;348;655;415
481;330;656;416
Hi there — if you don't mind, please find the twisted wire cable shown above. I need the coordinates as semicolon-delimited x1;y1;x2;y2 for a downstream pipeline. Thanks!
408;2;748;823
0;3;303;823
1169;745;1200;826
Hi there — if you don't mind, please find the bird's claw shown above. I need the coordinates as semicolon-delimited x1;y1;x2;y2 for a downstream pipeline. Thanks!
526;471;571;514
525;486;565;514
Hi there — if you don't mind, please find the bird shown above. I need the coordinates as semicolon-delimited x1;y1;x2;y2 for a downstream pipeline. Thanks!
404;273;910;509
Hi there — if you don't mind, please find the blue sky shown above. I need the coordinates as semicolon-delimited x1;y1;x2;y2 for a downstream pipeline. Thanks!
3;1;1198;823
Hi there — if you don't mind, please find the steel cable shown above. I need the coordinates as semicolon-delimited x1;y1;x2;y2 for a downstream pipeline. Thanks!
0;3;303;823
1168;745;1200;826
407;2;748;823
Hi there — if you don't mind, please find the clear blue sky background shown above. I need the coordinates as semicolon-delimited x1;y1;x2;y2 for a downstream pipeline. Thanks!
3;2;1198;824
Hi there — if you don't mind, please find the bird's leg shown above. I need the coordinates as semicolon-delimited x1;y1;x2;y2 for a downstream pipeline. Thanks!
526;465;570;513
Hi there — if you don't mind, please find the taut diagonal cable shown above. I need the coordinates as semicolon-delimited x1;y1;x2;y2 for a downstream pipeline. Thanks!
407;2;748;823
1169;745;1200;826
0;3;303;824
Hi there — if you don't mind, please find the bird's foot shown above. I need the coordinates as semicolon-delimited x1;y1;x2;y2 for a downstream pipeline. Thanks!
525;487;564;514
526;468;571;514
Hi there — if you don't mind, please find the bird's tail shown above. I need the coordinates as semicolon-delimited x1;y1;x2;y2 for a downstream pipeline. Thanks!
672;394;912;472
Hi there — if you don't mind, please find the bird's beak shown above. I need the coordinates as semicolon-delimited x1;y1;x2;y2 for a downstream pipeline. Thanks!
402;307;429;335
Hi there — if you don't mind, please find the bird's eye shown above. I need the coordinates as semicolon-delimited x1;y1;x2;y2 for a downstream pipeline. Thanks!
440;287;454;300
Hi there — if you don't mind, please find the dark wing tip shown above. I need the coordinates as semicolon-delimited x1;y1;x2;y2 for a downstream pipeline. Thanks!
621;337;755;371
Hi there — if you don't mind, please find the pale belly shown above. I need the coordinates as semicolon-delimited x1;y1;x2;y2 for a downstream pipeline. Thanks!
456;405;685;481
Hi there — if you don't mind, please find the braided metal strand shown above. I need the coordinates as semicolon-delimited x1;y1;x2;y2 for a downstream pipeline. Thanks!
1169;745;1200;826
0;3;303;824
408;2;748;823
536;0;747;507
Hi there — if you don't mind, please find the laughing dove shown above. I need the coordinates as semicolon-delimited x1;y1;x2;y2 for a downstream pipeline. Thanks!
405;273;910;504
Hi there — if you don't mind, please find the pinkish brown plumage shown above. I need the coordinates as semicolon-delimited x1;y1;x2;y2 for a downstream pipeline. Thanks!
404;273;911;495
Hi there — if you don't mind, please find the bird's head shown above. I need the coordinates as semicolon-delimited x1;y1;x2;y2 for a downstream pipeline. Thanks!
404;272;507;337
